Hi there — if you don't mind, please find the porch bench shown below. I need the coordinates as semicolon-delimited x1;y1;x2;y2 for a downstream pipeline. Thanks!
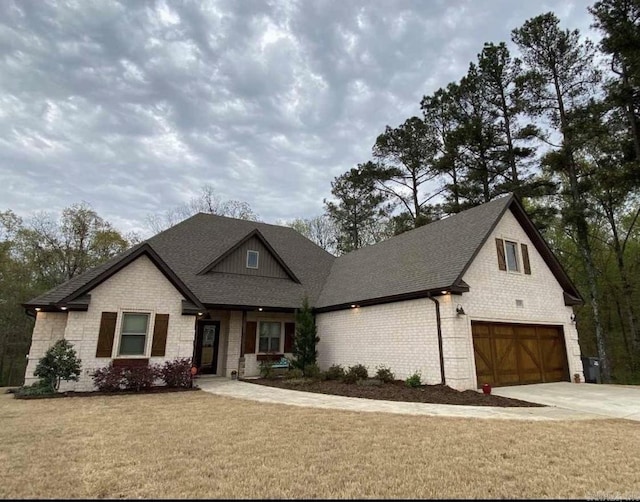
270;357;290;369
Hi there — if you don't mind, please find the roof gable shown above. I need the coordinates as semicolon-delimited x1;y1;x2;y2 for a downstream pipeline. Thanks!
197;228;300;283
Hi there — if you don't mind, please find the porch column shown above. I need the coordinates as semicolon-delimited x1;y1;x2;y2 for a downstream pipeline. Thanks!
225;311;243;378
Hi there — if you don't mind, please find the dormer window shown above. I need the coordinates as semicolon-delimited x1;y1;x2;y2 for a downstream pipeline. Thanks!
246;250;259;269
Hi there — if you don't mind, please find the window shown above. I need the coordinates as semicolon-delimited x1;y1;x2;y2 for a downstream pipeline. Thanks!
505;241;520;272
119;313;149;356
259;321;281;352
246;250;259;269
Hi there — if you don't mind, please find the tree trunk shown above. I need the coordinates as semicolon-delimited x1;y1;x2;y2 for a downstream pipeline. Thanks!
621;63;640;160
553;71;611;381
498;86;518;186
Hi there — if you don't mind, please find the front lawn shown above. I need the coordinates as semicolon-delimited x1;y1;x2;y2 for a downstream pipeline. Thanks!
0;390;639;499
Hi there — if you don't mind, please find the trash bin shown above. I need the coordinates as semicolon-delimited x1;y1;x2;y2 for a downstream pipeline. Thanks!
581;356;601;384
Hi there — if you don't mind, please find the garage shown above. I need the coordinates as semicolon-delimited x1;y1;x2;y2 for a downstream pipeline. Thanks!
472;321;569;387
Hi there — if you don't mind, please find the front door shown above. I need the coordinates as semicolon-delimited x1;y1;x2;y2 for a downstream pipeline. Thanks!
195;321;220;374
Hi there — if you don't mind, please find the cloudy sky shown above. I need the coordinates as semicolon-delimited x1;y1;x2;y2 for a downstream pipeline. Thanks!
0;0;597;237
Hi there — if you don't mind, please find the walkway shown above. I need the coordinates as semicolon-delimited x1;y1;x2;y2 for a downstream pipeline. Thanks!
196;377;606;421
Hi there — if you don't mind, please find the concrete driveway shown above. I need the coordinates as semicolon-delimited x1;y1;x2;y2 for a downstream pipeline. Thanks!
492;382;640;421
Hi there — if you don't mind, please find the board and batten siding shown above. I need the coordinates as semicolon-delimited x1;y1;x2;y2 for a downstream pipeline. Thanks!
316;299;443;384
211;236;289;279
24;255;197;391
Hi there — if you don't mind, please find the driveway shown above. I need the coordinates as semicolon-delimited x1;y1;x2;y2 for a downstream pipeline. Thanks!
492;382;640;421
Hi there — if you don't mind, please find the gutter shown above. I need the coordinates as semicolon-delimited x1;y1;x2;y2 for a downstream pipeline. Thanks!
427;294;446;386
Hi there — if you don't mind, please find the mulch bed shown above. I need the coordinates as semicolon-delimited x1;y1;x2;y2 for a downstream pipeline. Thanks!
11;386;200;400
247;378;543;407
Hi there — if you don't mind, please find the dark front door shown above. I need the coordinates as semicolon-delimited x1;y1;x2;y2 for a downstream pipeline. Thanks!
195;321;220;374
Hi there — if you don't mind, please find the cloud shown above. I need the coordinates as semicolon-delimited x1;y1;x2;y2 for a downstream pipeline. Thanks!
0;0;597;237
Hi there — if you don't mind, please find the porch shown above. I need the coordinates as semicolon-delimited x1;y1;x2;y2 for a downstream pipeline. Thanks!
193;309;296;378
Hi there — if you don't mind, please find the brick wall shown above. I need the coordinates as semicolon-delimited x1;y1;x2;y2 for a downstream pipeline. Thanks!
317;299;443;384
24;255;197;391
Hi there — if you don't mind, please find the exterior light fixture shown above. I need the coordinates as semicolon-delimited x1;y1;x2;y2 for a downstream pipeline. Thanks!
350;304;358;308
456;304;466;316
34;307;41;312
258;307;263;311
441;290;448;295
197;312;203;316
570;313;576;323
60;306;67;311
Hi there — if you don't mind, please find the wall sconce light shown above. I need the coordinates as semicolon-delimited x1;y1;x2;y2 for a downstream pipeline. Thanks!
456;304;466;316
570;313;576;323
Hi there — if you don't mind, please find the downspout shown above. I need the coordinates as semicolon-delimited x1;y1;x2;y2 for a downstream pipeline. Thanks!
427;294;446;385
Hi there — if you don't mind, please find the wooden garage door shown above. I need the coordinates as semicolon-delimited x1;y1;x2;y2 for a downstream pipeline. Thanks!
472;322;569;387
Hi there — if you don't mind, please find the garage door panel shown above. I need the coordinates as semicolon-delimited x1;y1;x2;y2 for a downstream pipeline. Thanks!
473;336;495;385
472;322;568;387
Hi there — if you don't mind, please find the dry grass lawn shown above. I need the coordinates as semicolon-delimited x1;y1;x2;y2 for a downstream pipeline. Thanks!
1;389;639;499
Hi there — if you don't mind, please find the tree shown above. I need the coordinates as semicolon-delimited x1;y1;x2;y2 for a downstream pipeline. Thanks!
324;163;392;254
146;184;259;234
34;339;82;391
286;215;337;255
292;296;319;375
371;116;440;227
513;12;610;380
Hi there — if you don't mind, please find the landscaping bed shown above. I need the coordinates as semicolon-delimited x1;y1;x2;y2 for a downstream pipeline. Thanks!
247;378;543;407
11;385;200;400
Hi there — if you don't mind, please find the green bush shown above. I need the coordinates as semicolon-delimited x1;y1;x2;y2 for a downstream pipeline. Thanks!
405;372;422;388
303;363;321;379
285;368;304;380
15;380;55;397
324;364;345;381
375;365;395;383
344;364;368;384
34;339;82;391
259;360;275;379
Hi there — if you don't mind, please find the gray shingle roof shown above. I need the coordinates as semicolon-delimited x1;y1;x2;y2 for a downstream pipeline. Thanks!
28;194;580;312
315;195;512;308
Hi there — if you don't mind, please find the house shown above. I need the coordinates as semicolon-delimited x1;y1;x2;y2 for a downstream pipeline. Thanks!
22;194;584;391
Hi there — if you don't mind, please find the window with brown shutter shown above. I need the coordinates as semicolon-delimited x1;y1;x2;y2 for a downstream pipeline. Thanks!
244;321;257;354
495;238;506;271
521;243;531;275
151;313;169;357
284;322;295;353
96;312;117;357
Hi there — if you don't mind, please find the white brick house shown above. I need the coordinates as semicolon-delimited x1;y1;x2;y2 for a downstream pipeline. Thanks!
23;195;584;391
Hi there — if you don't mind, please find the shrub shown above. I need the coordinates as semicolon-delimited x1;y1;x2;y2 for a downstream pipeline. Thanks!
158;358;192;388
303;363;321;379
15;381;55;397
259;360;275;379
92;364;125;392
375;365;395;383
122;366;158;391
292;296;320;374
405;371;422;388
324;364;345;381
34;339;82;391
343;364;368;384
93;364;159;392
285;368;304;380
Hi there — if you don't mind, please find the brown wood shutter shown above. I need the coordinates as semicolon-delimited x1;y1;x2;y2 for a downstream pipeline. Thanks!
96;312;117;357
244;321;257;354
284;322;295;353
495;238;506;271
521;243;531;275
151;314;170;357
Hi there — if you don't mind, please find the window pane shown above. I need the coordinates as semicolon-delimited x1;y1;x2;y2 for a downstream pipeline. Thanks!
247;250;259;268
260;322;280;336
269;337;280;352
122;313;148;334
120;335;146;355
259;337;269;352
506;242;519;271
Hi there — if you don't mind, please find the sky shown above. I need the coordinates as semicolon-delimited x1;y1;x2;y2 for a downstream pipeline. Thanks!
0;0;598;237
